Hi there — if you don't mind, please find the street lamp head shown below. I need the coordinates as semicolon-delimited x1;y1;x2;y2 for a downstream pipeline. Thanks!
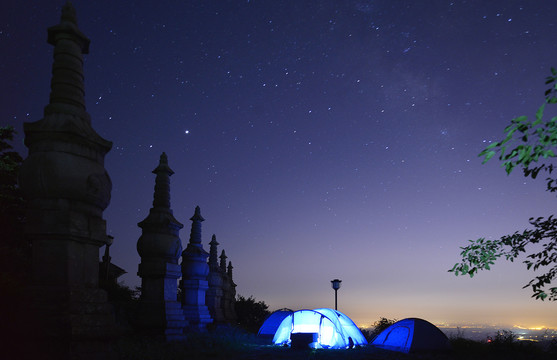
331;278;342;290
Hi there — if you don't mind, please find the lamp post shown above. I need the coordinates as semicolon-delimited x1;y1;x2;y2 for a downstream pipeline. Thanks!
331;279;342;310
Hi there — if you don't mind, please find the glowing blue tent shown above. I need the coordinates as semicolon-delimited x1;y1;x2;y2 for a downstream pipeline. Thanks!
257;308;294;341
371;318;450;353
271;308;368;349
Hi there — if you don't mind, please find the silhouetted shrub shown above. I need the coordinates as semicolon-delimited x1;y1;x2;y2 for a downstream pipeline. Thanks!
99;280;140;330
493;329;517;345
234;295;270;333
361;317;397;342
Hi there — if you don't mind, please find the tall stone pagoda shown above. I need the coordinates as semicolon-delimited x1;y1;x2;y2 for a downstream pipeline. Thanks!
18;2;116;358
206;234;225;323
181;206;213;329
220;250;237;323
136;152;188;340
226;261;238;322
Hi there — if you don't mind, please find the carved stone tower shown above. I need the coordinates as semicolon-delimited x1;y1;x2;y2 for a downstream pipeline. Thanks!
206;234;225;323
137;152;188;340
18;2;116;358
181;206;213;329
227;261;238;321
219;250;234;323
219;251;237;323
220;250;228;274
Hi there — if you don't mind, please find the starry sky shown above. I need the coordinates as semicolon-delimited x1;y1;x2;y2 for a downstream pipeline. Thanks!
2;0;557;329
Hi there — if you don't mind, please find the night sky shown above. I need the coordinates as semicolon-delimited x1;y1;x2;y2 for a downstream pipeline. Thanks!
2;0;557;329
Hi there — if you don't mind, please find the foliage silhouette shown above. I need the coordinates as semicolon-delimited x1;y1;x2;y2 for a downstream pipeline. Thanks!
450;69;557;300
0;126;29;354
0;125;25;247
0;125;27;286
361;317;397;342
99;279;140;329
234;295;270;333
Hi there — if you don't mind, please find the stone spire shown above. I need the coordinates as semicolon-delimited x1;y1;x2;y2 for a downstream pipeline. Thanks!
220;251;237;323
227;261;234;282
137;153;182;238
189;206;204;244
18;3;115;358
220;249;227;273
152;152;173;209
206;234;225;323
44;1;90;118
208;234;219;270
227;260;237;322
136;153;187;341
21;1;112;212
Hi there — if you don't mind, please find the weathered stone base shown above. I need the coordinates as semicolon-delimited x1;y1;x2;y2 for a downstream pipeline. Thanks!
206;288;225;324
23;285;117;360
183;305;213;330
135;300;188;341
182;279;213;329
222;293;237;324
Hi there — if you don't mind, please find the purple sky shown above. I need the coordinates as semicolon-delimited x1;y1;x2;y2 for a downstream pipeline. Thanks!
2;0;557;328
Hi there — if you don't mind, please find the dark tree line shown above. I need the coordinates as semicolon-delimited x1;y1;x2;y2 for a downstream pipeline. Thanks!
0;126;27;291
234;295;270;333
0;126;29;344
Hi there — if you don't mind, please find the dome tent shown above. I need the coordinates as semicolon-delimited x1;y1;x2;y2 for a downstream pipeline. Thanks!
257;308;294;341
371;318;451;354
313;308;368;347
271;308;368;349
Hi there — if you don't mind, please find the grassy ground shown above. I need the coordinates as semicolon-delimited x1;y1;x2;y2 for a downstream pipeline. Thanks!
116;327;557;360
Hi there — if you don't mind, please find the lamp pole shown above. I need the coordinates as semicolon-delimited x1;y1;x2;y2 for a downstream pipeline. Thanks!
331;279;342;310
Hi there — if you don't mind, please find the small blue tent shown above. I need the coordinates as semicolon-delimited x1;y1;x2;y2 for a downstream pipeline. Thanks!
257;308;294;341
270;308;367;349
371;318;450;353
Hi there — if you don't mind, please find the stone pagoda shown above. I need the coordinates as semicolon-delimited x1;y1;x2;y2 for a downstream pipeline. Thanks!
136;152;188;341
220;250;237;323
206;234;225;324
18;2;116;358
227;261;238;321
181;206;213;329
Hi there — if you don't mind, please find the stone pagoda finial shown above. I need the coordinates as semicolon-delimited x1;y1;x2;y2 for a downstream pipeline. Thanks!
61;1;78;24
227;261;234;281
151;152;174;210
137;153;183;243
182;206;209;274
220;250;227;273
208;234;219;270
44;1;91;119
137;155;182;245
188;206;205;245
